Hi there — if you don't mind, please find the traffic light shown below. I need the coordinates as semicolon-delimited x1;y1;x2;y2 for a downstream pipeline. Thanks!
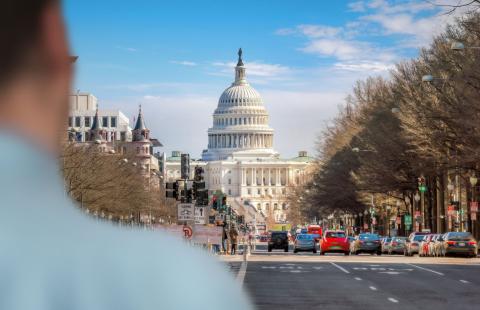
165;182;178;199
194;166;204;181
195;189;209;206
181;154;190;180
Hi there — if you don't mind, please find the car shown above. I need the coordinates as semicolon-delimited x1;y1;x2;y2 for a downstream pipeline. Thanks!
419;234;434;257
381;237;392;254
259;234;269;242
428;234;444;257
268;231;289;252
307;225;323;243
320;230;350;255
350;233;381;255
441;232;478;257
293;234;317;253
387;237;407;255
405;232;429;256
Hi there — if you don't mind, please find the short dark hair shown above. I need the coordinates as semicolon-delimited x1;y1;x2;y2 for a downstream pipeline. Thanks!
0;0;57;85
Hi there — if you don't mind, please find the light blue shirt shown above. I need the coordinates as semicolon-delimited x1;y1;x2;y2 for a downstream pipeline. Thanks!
0;133;252;310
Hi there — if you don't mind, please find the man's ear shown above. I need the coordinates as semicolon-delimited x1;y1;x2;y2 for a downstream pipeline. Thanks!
40;2;71;78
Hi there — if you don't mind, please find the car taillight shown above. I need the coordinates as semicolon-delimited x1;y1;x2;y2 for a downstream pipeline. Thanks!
447;241;456;245
392;242;398;246
360;241;364;244
374;240;380;243
468;241;476;245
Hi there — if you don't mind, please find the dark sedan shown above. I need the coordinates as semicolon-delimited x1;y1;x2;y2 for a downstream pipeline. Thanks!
351;233;382;255
442;232;478;257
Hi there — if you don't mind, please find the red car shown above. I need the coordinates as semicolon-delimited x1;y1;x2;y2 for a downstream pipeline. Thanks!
307;225;323;242
320;230;350;255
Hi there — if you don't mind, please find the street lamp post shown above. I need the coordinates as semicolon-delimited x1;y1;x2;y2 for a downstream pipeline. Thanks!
414;192;421;232
469;173;478;237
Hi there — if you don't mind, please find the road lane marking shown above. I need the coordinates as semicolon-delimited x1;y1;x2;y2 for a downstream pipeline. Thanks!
313;266;323;270
354;277;362;281
460;280;469;284
369;286;377;291
388;298;399;303
330;262;350;274
236;261;247;286
407;264;444;276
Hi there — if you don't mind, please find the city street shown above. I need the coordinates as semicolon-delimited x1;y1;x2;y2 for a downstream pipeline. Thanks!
224;245;480;310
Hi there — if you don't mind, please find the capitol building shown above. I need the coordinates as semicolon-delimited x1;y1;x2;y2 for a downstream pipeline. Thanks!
164;50;313;229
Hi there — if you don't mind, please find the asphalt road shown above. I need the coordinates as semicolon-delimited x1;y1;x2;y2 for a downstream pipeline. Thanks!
226;245;480;310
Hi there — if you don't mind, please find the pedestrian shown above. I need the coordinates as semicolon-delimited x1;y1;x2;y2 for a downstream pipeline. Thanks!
230;226;239;255
0;1;252;309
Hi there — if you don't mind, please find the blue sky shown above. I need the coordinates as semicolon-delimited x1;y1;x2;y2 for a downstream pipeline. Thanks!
64;0;465;158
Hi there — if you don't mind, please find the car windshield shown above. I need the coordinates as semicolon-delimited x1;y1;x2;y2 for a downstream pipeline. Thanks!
271;233;287;238
296;234;313;240
393;238;406;242
326;232;345;238
413;235;425;241
359;234;379;240
447;232;473;241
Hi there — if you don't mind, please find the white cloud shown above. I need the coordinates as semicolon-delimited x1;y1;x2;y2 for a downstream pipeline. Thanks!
213;61;292;79
297;24;342;38
334;61;395;72
300;38;365;60
170;60;197;66
348;1;366;12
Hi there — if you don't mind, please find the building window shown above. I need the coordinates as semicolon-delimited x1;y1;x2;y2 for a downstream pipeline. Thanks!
257;189;261;195
247;189;251;195
272;188;276;195
257;204;261;211
282;188;286;195
111;117;117;128
84;117;91;127
120;131;126;141
75;116;81;127
282;203;287;210
68;117;73;127
102;116;108;127
228;189;231;195
228;179;231;185
274;203;278;210
136;147;140;154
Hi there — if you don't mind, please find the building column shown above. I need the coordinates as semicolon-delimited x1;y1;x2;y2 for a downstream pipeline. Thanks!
241;168;246;186
276;168;281;186
261;169;264;186
268;169;272;186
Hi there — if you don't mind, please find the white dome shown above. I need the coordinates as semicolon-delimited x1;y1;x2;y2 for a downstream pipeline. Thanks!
202;49;277;161
219;84;263;107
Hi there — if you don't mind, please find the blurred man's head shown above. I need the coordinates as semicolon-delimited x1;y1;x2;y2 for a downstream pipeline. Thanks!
0;0;72;154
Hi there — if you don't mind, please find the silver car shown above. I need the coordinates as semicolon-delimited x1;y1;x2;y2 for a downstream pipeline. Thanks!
405;232;429;256
293;234;317;254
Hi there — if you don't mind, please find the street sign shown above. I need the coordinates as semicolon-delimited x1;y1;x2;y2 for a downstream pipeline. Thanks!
177;203;195;222
194;206;206;225
396;217;401;225
414;211;420;217
419;185;427;192
470;201;478;212
472;212;477;221
404;215;412;225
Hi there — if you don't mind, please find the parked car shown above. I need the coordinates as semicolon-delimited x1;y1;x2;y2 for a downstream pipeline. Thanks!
320;230;350;255
388;237;407;255
441;232;478;257
428;234;444;257
268;231;289;252
405;232;429;256
350;233;381;255
293;234;317;253
381;237;392;254
419;234;434;257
